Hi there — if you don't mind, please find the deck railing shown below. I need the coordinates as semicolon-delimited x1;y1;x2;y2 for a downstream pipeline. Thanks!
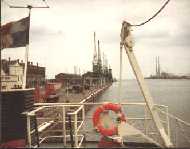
24;102;174;148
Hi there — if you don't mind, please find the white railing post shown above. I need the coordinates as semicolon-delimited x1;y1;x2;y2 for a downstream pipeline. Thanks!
175;119;178;147
166;106;170;140
82;105;85;124
26;114;32;148
62;106;66;146
144;106;148;135
74;113;78;147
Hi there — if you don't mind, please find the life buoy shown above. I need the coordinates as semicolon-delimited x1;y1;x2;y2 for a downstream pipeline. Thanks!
92;103;126;136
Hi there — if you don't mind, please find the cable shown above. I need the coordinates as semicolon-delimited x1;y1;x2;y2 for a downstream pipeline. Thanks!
132;0;171;27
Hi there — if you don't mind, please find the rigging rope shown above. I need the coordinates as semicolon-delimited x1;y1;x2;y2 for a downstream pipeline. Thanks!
131;0;171;27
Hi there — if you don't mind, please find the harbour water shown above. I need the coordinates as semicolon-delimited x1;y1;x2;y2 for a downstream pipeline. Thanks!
99;79;190;121
84;79;190;147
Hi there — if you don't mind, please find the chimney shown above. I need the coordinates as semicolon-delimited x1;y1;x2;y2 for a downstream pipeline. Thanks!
17;59;19;63
8;57;11;62
37;62;38;67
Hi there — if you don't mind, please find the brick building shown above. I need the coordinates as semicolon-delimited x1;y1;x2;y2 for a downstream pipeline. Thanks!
55;73;82;88
1;58;45;90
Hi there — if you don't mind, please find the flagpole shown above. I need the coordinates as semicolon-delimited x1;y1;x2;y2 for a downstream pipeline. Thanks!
22;6;31;89
0;10;2;92
0;2;2;144
9;4;49;89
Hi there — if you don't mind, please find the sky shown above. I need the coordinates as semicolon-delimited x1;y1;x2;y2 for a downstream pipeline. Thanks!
1;0;190;79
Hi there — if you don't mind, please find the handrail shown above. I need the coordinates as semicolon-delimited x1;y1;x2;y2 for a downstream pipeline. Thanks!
156;107;190;127
25;102;169;117
25;102;179;148
34;102;168;108
68;105;84;115
34;102;146;106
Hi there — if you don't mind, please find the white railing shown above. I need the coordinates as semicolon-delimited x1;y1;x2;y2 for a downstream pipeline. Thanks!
25;104;85;148
24;102;173;148
24;101;190;148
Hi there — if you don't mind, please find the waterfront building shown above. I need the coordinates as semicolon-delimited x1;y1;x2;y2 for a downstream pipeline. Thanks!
55;73;82;87
1;58;45;90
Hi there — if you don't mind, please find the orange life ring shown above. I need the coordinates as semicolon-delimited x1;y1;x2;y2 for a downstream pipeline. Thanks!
92;103;126;136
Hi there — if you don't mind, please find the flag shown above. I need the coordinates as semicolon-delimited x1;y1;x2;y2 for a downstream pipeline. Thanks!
0;17;30;49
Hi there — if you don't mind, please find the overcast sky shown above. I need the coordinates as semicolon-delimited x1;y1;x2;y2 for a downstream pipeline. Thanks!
1;0;190;79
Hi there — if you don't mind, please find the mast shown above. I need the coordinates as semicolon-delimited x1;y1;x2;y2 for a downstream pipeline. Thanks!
0;5;2;92
121;21;172;147
9;4;49;89
22;6;31;89
0;2;2;144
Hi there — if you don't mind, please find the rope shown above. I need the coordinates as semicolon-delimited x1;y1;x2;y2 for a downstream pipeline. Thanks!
131;0;171;27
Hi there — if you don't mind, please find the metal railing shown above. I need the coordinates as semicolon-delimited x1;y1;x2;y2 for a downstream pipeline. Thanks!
24;102;173;148
23;98;190;148
25;104;85;148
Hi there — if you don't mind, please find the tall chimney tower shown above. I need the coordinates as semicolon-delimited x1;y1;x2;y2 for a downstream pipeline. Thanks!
158;56;160;77
156;56;158;76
